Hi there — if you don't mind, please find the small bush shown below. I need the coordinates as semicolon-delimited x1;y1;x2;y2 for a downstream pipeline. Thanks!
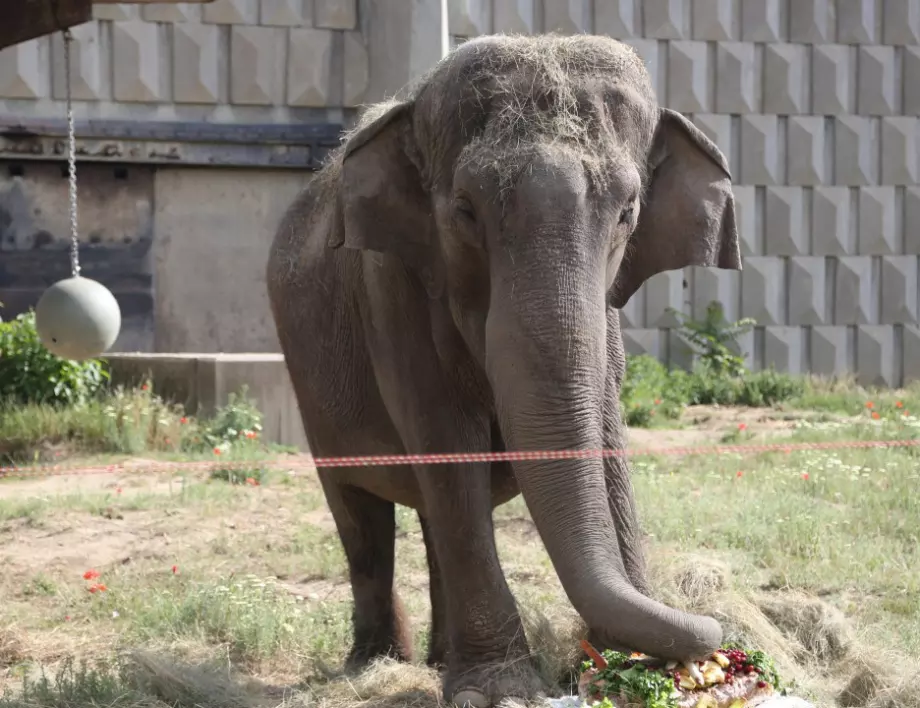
619;302;806;426
0;381;266;463
0;310;108;406
669;302;755;378
198;388;263;452
620;355;685;425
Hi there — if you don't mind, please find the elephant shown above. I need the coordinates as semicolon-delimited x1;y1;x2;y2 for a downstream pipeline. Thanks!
266;33;741;707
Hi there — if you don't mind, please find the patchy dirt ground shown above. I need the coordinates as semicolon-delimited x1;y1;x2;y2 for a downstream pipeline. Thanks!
1;405;916;708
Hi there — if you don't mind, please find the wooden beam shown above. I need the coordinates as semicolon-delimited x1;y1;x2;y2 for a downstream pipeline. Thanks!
0;0;92;52
0;0;218;51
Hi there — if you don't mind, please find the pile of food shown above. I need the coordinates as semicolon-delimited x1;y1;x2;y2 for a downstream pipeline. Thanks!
578;640;785;708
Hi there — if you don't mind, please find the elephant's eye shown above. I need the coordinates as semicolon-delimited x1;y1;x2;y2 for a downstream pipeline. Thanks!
618;205;634;226
454;197;476;224
454;197;476;225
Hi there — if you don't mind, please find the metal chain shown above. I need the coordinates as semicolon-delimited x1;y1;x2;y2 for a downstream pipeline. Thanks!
63;29;81;278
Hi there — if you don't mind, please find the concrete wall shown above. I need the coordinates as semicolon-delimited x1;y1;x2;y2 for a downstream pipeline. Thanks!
2;0;920;387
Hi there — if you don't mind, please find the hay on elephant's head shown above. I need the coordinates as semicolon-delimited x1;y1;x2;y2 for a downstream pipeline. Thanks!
318;34;659;200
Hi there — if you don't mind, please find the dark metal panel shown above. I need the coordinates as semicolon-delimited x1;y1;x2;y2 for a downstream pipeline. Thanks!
0;118;345;170
0;0;91;51
0;161;156;351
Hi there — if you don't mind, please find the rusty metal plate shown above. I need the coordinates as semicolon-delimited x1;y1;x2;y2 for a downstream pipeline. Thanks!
0;0;92;51
0;118;345;169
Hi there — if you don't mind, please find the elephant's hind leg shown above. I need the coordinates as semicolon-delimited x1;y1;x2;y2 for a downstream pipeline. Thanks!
319;476;414;669
419;514;448;669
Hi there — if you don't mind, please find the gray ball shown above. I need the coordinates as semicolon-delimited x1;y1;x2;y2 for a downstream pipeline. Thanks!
35;276;122;361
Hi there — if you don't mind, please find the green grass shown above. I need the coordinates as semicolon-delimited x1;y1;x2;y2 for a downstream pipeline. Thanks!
0;385;269;466
3;375;920;708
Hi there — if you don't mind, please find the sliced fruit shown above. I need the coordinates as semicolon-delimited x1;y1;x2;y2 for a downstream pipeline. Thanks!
727;700;747;708
684;662;706;685
694;696;718;708
677;670;698;691
711;652;731;669
699;661;725;686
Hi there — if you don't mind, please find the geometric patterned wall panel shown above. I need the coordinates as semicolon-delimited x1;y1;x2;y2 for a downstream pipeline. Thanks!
459;0;920;386
3;0;920;385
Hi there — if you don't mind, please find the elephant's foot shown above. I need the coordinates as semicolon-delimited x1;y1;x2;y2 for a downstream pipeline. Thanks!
425;625;449;669
445;660;544;708
345;639;413;673
345;615;415;672
426;643;447;670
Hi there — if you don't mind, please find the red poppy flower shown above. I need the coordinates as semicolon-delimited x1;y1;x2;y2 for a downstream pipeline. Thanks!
866;401;874;409
83;569;100;581
802;472;809;480
141;384;149;391
171;565;178;574
738;423;747;431
180;417;188;424
213;447;222;455
872;412;881;420
736;470;743;478
896;401;904;408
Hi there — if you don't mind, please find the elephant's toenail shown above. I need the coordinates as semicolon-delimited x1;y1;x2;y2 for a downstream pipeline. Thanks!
453;689;490;708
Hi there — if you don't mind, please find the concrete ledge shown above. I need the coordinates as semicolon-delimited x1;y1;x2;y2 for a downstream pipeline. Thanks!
105;353;309;451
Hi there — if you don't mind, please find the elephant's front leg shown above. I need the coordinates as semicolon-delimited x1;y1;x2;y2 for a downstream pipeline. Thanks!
361;272;542;707
412;440;542;707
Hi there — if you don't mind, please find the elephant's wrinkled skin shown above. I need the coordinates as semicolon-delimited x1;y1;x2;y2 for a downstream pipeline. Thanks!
267;34;741;707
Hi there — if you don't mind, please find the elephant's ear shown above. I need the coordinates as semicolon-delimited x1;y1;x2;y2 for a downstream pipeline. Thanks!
328;101;442;297
610;108;742;309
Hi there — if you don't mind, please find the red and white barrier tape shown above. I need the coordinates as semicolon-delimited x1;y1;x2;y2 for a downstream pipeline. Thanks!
1;437;918;481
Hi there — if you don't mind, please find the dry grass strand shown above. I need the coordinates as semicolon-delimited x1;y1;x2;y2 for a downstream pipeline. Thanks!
756;590;854;666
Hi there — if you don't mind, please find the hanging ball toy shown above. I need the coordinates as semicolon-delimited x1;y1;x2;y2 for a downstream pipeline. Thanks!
35;276;121;361
33;29;122;361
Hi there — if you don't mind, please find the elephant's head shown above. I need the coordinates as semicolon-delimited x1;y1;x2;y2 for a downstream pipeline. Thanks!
328;34;740;661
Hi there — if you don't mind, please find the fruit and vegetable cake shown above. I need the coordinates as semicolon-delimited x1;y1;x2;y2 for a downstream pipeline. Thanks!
578;640;785;708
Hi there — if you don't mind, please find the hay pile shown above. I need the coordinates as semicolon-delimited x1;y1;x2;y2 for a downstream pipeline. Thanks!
646;553;920;708
40;555;915;708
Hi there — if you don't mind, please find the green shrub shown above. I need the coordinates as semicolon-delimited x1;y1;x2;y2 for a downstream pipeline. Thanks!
620;355;687;426
735;369;806;407
0;310;108;406
619;303;806;426
0;380;266;463
669;301;755;377
197;387;263;453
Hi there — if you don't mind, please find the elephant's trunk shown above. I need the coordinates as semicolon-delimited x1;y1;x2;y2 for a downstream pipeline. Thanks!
485;234;722;662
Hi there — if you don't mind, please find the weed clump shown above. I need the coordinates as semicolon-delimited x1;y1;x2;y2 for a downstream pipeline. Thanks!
620;302;806;427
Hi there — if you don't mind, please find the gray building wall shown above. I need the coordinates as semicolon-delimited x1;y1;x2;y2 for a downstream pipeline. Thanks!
1;0;919;387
